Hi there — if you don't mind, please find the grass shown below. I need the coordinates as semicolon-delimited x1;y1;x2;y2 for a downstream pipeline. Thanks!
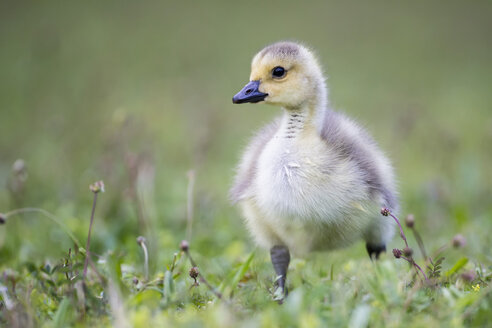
0;203;490;327
1;1;492;327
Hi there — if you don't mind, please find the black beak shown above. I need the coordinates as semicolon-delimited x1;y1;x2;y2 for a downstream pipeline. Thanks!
232;80;268;104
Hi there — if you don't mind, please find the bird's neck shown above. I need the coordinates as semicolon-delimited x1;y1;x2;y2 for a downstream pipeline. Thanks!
280;87;328;139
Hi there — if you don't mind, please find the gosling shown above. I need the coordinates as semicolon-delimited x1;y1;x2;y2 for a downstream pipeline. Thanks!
230;41;398;298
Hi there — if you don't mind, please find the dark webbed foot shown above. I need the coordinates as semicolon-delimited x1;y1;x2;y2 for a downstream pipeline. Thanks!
366;243;386;260
270;245;290;302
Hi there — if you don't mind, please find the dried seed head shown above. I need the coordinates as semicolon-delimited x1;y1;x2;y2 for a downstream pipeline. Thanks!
403;247;413;257
380;207;390;217
461;270;476;282
189;266;199;279
136;236;146;245
180;240;189;252
405;214;415;228
0;213;6;224
452;234;466;248
393;248;402;259
89;180;105;193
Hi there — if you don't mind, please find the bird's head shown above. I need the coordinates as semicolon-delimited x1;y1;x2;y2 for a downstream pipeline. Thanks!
232;41;326;110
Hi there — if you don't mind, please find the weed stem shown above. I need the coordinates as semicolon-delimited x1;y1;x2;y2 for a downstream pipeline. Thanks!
389;212;409;249
401;256;428;280
383;208;429;281
186;170;195;241
183;245;224;300
83;192;99;280
137;236;149;281
411;227;428;261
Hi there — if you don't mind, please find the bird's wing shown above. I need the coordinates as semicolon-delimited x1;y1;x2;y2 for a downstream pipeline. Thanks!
319;110;398;211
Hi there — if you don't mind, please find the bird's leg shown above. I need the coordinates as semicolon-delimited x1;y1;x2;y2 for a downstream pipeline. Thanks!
270;245;290;302
366;243;386;260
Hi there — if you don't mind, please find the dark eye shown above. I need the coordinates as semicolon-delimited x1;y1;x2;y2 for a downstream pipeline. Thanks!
272;66;286;78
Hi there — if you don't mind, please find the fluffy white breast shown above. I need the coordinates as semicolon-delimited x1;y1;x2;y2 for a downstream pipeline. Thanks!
254;117;370;224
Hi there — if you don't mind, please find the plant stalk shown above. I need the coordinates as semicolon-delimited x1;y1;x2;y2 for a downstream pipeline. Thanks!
83;192;98;279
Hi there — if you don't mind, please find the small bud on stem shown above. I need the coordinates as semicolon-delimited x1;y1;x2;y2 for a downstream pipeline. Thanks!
189;266;200;286
403;247;413;257
380;207;390;216
405;214;415;228
189;266;199;280
89;181;105;194
180;240;189;252
180;240;224;300
452;234;466;248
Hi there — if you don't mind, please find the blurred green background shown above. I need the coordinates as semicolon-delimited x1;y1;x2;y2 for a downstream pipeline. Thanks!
0;0;491;296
